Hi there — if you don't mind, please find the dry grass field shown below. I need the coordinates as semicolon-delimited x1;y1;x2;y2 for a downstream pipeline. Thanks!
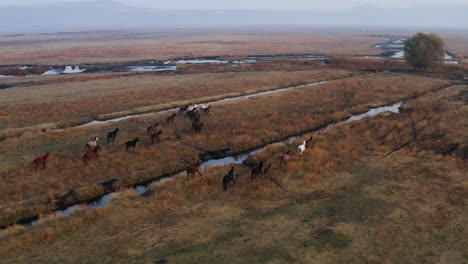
0;82;465;264
0;69;353;130
0;28;386;65
1;28;467;66
0;72;451;228
0;26;467;263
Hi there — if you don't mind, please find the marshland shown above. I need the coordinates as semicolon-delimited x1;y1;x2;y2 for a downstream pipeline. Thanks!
0;1;468;263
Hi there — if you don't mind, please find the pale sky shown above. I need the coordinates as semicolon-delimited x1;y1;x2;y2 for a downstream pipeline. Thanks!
2;0;468;10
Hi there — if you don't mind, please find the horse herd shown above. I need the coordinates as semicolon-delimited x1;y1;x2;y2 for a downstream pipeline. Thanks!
32;103;211;170
32;102;315;192
220;135;314;191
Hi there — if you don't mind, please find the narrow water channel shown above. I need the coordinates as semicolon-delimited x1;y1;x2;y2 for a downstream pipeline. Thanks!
78;80;329;127
15;100;403;229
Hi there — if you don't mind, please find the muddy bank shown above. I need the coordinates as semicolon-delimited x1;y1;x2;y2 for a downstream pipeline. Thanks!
0;53;331;78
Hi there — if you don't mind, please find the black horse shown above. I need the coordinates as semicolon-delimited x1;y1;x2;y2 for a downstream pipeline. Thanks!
124;138;140;151
107;128;119;143
251;161;264;180
223;166;235;191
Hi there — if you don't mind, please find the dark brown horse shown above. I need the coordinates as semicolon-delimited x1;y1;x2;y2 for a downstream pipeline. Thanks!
251;161;264;180
33;152;51;171
186;162;202;179
147;122;160;135
166;113;177;124
186;109;199;121
107;128;119;143
124;138;140;151
223;166;235;191
150;130;163;144
192;122;204;133
83;146;102;165
179;105;189;113
305;136;314;148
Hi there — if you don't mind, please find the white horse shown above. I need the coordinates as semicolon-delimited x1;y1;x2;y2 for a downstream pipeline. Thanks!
200;103;211;113
298;140;306;156
85;136;99;151
187;104;199;112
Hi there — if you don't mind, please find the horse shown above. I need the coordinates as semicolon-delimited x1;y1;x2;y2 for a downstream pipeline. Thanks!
186;109;198;120
85;137;99;151
166;113;177;124
186;162;202;179
124;138;140;151
305;136;313;148
201;104;211;114
179;105;189;113
147;122;160;135
33;152;51;171
150;130;162;144
83;146;102;165
298;140;306;156
192;122;204;133
251;161;264;180
278;150;292;167
187;104;198;112
107;128;119;143
223;166;235;191
263;163;272;175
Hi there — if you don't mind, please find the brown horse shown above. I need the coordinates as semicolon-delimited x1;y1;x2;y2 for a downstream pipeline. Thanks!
186;162;202;179
83;146;102;165
166;113;177;124
150;130;163;144
33;152;51;171
147;122;160;135
179;105;189;113
278;150;292;167
305;136;314;148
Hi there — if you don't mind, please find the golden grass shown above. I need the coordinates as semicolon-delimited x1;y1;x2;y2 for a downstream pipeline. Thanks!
0;72;451;227
0;69;352;130
0;84;465;263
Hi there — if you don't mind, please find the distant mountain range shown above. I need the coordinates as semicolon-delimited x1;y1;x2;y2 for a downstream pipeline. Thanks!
1;0;467;32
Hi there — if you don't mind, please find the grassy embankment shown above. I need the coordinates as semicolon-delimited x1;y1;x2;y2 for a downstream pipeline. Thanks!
0;72;451;228
0;83;465;264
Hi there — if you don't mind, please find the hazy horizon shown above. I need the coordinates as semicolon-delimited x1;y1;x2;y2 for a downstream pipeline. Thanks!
2;0;468;11
1;0;467;32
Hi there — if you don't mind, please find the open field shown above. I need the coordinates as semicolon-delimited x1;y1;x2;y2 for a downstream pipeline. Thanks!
0;28;387;65
0;69;353;130
0;72;451;228
1;28;468;66
1;25;467;262
0;82;465;264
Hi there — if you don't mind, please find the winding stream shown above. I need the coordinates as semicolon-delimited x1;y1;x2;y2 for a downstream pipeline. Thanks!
78;80;329;127
15;100;402;230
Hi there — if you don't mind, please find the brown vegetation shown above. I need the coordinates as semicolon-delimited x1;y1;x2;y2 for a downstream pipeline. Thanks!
0;83;465;264
0;72;450;227
0;69;352;131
